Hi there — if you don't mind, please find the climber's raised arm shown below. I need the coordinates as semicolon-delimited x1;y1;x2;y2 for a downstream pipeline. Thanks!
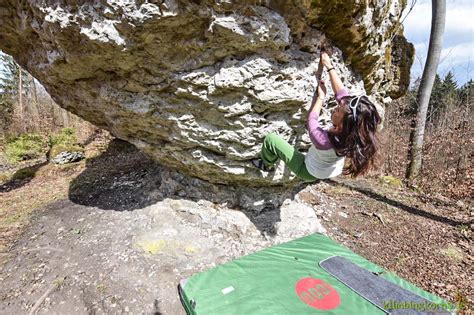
320;51;348;103
307;81;332;150
309;81;326;115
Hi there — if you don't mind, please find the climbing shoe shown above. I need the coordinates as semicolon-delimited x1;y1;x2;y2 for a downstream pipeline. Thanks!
251;158;275;172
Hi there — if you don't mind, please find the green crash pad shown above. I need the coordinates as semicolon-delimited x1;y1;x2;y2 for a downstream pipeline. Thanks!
179;233;456;314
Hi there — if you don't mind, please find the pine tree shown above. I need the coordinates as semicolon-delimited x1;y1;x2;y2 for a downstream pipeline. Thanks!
459;79;473;109
0;54;15;133
403;77;420;116
427;74;443;123
0;53;30;96
0;52;30;133
442;71;458;91
441;71;459;110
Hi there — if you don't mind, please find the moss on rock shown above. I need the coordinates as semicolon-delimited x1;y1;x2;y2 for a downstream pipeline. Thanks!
5;134;47;163
308;0;414;96
380;175;403;187
388;35;415;98
49;144;84;160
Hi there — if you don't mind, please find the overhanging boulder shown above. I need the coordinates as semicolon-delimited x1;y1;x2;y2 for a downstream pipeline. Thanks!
0;1;414;185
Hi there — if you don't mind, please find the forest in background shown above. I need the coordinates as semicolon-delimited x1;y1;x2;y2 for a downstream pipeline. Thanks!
0;53;472;199
0;53;97;154
380;73;473;199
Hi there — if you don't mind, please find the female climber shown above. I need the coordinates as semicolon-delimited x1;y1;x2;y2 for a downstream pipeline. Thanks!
251;50;382;181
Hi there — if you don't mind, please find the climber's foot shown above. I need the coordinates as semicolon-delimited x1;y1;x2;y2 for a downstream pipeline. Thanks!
251;159;275;172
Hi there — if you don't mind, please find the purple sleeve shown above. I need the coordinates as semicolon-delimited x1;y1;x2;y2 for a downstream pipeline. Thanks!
335;88;349;103
307;111;333;150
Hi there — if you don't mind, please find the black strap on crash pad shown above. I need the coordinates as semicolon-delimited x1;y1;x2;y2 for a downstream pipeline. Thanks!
319;256;453;314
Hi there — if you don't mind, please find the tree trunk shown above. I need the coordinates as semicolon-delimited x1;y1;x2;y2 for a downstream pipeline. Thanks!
406;0;446;181
28;75;41;132
18;64;24;132
32;78;41;131
50;98;56;131
61;108;69;127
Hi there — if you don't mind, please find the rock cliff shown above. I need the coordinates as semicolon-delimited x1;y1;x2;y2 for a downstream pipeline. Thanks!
0;0;414;185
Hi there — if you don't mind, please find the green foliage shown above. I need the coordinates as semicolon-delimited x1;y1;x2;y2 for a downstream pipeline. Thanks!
379;175;403;187
0;52;30;97
440;245;463;261
405;77;420;115
439;72;459;112
0;92;14;131
0;52;30;133
409;73;466;125
0;172;11;183
443;71;458;91
49;144;84;159
47;128;83;159
5;133;46;162
0;53;15;130
427;74;443;121
429;72;461;122
48;128;78;147
457;224;471;238
459;79;473;107
12;167;36;180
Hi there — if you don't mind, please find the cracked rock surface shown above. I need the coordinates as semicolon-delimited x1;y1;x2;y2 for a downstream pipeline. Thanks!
0;0;413;185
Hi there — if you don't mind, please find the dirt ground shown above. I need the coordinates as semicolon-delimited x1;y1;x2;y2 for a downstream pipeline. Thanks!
0;136;472;314
301;178;473;312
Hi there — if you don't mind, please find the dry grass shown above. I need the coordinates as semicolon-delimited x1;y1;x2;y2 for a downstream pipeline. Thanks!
0;131;111;263
0;162;85;259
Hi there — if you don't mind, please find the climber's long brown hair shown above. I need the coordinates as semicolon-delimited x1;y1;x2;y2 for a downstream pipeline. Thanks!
328;95;381;177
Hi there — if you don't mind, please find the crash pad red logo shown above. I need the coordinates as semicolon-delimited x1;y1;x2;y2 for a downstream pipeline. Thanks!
295;278;340;310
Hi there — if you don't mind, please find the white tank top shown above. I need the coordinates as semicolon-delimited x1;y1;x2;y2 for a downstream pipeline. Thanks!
305;145;345;179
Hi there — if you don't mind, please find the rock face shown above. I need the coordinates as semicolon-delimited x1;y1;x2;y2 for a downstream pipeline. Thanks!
52;151;85;164
0;1;413;185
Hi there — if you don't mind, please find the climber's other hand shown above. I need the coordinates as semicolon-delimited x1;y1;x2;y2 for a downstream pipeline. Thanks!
317;81;327;98
320;52;333;69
